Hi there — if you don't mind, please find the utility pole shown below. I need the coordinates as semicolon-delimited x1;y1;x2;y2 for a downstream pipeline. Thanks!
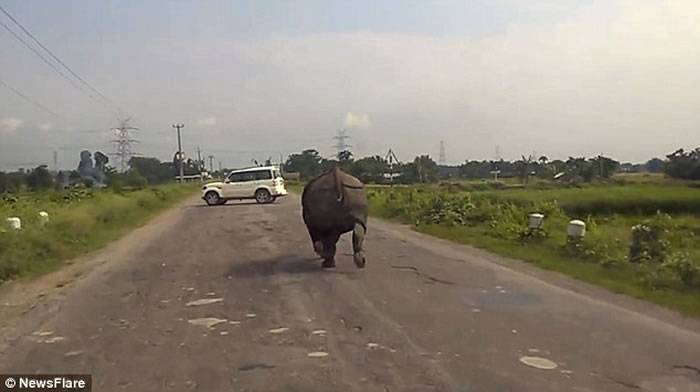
218;161;222;172
172;123;184;182
208;155;214;173
196;147;202;172
53;150;58;172
439;140;446;165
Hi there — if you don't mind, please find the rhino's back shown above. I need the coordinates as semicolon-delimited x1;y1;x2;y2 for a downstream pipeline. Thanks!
302;168;368;228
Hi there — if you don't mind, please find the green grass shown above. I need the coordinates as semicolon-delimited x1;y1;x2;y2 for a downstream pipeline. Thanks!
473;184;700;216
367;184;700;317
0;184;197;281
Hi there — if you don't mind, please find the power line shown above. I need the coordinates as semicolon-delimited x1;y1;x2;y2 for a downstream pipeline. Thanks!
0;77;62;118
0;5;117;110
0;18;91;98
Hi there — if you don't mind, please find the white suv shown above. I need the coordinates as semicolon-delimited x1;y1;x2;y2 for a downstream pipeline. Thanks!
201;166;287;205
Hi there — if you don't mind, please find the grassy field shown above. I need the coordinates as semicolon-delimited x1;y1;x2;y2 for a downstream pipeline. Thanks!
366;181;700;316
0;184;197;282
472;184;700;215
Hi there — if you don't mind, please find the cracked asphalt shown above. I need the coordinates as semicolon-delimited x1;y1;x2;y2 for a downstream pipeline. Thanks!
1;195;699;391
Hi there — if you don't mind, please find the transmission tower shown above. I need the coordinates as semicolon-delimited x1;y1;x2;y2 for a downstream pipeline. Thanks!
439;140;446;165
332;129;352;158
110;118;139;172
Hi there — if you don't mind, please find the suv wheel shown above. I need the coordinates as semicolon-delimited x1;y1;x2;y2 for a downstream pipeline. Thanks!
205;191;221;206
255;189;272;204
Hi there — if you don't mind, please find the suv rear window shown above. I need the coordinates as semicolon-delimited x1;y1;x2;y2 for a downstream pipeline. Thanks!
253;170;272;180
228;172;250;182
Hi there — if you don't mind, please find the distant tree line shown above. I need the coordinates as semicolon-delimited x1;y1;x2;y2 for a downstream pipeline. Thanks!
282;149;627;184
282;148;700;184
2;146;698;193
282;149;442;184
0;156;185;193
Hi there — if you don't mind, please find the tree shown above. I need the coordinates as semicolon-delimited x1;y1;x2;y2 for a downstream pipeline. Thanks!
129;157;173;184
349;155;389;183
0;172;8;193
515;155;535;184
337;150;353;162
645;158;665;173
403;155;438;183
284;149;324;180
337;150;354;171
665;148;700;180
26;165;53;191
563;156;619;181
588;155;619;179
459;160;505;179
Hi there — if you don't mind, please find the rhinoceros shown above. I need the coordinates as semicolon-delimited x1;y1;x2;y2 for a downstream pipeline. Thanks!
301;167;368;268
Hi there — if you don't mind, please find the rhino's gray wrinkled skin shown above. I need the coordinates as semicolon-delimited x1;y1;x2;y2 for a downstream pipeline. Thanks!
301;167;368;268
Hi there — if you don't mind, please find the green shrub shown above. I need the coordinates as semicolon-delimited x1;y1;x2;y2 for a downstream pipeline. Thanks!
416;193;475;226
489;203;529;240
628;213;672;264
663;252;700;287
124;172;148;189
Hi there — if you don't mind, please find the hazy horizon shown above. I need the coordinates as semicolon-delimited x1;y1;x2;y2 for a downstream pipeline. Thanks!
1;0;698;171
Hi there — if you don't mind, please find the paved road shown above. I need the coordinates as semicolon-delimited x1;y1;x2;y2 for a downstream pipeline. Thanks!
1;195;699;391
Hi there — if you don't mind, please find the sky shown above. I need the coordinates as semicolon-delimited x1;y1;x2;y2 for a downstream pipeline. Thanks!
0;0;698;170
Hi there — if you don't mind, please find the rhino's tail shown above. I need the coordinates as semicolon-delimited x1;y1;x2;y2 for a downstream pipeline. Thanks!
333;166;344;203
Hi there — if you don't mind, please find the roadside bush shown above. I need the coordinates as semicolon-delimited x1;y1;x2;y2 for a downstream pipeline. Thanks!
54;188;95;203
416;193;475;226
488;200;566;242
628;213;672;263
370;188;478;226
662;252;700;287
562;236;623;267
489;203;529;240
107;171;148;190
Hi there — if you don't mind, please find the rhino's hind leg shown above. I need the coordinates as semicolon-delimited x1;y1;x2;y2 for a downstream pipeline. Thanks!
313;241;324;256
321;233;339;268
352;223;367;268
306;226;324;257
